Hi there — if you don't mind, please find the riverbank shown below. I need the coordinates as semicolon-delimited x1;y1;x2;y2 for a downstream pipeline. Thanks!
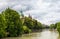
2;29;59;39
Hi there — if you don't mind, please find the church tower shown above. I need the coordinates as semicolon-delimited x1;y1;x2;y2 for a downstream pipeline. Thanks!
28;14;32;19
20;10;25;24
20;10;24;17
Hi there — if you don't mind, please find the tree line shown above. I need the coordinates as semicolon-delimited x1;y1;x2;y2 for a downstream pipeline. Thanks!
0;8;43;38
50;22;60;35
1;8;60;38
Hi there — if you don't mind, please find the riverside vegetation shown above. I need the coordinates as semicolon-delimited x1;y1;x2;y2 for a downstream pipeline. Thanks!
50;22;60;35
0;8;43;38
0;8;60;38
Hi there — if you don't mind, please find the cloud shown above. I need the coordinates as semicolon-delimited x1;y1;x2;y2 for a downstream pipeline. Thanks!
0;0;60;25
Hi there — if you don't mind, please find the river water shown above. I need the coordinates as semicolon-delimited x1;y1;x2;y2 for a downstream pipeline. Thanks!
2;29;60;39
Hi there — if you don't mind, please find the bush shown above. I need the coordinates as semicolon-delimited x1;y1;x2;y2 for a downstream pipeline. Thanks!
23;26;32;34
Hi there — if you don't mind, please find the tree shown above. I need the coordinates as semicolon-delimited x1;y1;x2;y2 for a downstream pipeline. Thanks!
23;26;31;34
56;22;60;34
50;24;55;29
24;17;34;29
33;19;42;30
0;14;7;38
2;8;23;37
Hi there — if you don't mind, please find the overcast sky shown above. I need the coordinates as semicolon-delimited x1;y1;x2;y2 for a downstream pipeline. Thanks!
0;0;60;25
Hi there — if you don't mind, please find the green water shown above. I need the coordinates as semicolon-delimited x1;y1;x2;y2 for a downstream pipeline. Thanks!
2;29;60;39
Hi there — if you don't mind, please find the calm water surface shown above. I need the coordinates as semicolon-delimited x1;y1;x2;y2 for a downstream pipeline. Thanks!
2;29;60;39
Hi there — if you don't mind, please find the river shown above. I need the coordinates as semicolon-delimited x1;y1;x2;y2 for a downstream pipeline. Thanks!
2;29;60;39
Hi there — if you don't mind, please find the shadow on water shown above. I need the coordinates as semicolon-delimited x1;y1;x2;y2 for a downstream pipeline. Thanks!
2;29;60;39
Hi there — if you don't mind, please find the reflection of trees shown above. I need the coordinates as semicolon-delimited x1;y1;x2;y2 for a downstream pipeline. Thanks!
57;35;60;39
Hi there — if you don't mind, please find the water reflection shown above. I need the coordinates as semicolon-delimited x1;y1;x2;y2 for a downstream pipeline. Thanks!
37;29;58;39
57;35;60;39
2;29;60;39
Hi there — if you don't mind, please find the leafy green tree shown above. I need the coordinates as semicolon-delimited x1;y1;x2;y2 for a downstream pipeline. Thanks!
37;22;42;29
2;8;23;37
50;23;57;29
24;17;34;29
24;16;43;31
23;26;31;34
54;23;57;29
56;22;60;34
0;14;7;38
33;20;42;30
50;24;55;29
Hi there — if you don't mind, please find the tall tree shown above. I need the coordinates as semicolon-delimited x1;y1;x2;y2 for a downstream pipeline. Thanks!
56;22;60;34
24;17;34;29
2;8;23;37
0;14;7;38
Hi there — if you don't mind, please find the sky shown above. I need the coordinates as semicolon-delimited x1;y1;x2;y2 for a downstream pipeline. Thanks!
0;0;60;25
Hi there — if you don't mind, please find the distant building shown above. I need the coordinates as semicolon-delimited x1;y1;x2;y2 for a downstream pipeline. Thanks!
28;14;32;19
20;10;24;18
20;10;25;24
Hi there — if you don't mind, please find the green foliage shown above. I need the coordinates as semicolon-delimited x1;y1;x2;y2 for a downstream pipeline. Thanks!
23;26;32;34
2;8;23;37
23;17;43;30
0;14;7;38
56;22;60;34
33;19;42;30
50;24;55;29
50;22;60;35
0;8;43;38
24;17;34;29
